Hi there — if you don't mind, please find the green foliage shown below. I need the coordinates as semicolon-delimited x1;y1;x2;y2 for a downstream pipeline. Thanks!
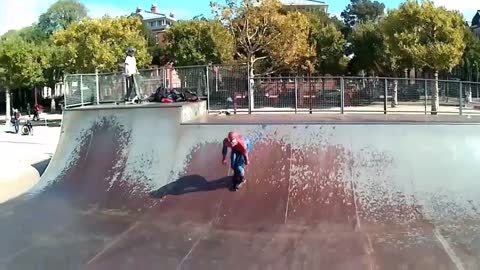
341;0;385;31
211;0;313;75
349;21;402;76
460;29;480;81
313;24;348;75
165;19;235;66
0;36;48;90
17;25;48;44
270;10;314;73
382;0;466;73
38;0;88;36
382;0;466;113
309;16;347;75
53;16;152;73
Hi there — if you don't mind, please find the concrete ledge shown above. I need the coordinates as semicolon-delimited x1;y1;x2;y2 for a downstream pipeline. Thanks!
65;102;197;111
0;163;40;204
180;101;207;123
183;113;480;125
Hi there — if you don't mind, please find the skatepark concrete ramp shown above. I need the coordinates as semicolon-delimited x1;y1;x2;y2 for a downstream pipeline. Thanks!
1;101;480;270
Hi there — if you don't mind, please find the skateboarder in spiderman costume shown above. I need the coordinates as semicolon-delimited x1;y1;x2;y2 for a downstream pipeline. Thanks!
222;132;252;191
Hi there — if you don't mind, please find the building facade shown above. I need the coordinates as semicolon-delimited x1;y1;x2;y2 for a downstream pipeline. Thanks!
133;4;176;46
472;10;480;39
280;0;328;13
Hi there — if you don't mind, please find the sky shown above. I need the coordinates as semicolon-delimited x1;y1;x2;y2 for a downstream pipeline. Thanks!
0;0;478;35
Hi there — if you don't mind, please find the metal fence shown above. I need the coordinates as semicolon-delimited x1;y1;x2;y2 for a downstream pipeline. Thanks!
63;64;247;108
63;66;480;115
233;76;480;115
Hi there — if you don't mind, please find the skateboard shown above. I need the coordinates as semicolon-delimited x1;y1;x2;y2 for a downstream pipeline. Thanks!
115;95;148;105
217;110;232;116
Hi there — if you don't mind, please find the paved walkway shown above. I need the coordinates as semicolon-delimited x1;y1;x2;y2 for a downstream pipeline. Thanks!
0;116;62;203
0;112;63;127
0;122;61;168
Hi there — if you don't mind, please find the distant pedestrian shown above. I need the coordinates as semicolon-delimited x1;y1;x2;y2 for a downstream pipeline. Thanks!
26;102;31;118
11;108;21;134
32;104;40;121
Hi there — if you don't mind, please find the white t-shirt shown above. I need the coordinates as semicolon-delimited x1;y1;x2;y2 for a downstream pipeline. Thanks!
125;55;137;76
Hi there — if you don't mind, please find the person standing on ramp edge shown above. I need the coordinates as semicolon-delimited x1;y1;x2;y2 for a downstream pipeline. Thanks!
124;48;138;102
222;132;252;191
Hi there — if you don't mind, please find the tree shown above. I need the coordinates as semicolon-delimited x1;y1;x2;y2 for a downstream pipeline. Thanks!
296;9;347;75
350;21;396;76
458;29;480;100
164;19;235;66
17;25;48;44
0;36;48;118
211;0;313;74
341;0;385;28
269;11;314;74
382;1;466;114
53;16;152;73
130;13;166;66
211;0;313;109
459;29;480;82
38;0;88;37
351;21;409;106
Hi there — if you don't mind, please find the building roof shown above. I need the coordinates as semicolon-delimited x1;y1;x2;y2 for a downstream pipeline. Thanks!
135;10;170;20
472;10;480;27
280;0;327;6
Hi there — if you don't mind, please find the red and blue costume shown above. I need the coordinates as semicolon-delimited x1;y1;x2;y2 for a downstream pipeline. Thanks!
222;132;252;189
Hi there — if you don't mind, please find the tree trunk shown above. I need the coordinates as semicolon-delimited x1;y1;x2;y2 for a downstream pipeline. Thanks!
51;94;56;113
431;71;439;115
49;84;56;112
248;56;254;113
5;89;11;125
391;79;398;108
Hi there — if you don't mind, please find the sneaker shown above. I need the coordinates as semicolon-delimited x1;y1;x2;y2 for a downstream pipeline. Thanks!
236;177;246;189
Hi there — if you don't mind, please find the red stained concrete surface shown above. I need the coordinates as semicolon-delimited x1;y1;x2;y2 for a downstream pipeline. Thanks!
0;102;479;270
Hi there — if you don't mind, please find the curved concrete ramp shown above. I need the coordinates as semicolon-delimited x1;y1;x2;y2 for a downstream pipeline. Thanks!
0;102;480;270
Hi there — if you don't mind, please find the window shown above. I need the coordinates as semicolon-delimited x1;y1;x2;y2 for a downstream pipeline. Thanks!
150;22;155;28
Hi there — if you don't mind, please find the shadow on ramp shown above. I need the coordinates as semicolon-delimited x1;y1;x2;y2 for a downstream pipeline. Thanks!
149;175;233;199
31;158;51;176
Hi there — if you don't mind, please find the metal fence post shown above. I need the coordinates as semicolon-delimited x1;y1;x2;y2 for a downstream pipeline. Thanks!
424;80;428;115
95;69;100;105
309;75;313;114
340;77;345;114
459;81;463;115
294;77;298;114
384;78;388;114
63;76;68;108
80;75;84;107
205;65;210;112
162;67;167;89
